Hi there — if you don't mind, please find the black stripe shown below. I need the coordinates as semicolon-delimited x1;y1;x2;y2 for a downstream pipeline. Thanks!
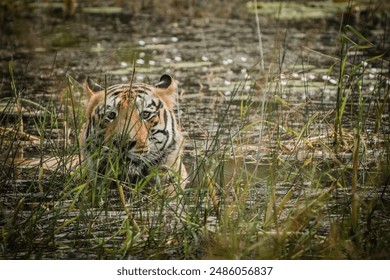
95;106;101;115
105;84;152;97
86;119;92;138
155;109;171;150
149;99;158;108
134;89;147;95
165;112;177;151
107;85;129;96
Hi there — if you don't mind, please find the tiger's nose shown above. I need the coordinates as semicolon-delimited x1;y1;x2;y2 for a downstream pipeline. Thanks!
128;140;149;154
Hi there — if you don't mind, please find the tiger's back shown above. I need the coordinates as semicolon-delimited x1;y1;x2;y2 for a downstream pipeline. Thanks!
79;74;187;193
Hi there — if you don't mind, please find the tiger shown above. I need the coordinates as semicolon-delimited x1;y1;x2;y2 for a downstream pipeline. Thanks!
79;74;187;194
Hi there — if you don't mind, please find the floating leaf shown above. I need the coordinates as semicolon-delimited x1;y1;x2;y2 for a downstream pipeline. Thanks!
83;7;123;14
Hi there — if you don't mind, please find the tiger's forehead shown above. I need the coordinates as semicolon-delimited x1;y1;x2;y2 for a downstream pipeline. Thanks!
94;83;158;109
105;83;154;96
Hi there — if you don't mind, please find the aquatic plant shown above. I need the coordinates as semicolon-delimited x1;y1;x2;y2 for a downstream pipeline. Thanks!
0;0;389;260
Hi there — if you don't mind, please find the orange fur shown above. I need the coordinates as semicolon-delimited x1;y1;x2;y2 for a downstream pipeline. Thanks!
80;75;187;193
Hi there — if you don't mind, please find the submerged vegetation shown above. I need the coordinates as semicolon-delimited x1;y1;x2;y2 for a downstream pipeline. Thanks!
1;0;390;259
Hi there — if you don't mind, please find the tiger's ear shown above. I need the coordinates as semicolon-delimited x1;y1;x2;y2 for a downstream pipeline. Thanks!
85;77;103;98
155;74;174;91
155;74;177;108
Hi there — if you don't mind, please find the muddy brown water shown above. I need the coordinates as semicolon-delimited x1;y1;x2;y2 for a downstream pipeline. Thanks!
1;1;390;259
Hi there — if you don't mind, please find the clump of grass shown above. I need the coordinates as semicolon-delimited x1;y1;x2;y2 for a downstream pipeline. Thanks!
1;9;390;259
190;20;390;259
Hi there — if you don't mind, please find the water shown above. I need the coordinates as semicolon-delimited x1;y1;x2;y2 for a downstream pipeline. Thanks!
1;1;389;259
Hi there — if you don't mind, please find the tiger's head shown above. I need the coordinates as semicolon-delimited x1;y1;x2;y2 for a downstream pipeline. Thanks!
80;74;187;190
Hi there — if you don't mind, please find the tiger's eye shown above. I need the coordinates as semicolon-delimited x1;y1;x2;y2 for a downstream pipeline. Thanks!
108;111;116;119
142;111;151;119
